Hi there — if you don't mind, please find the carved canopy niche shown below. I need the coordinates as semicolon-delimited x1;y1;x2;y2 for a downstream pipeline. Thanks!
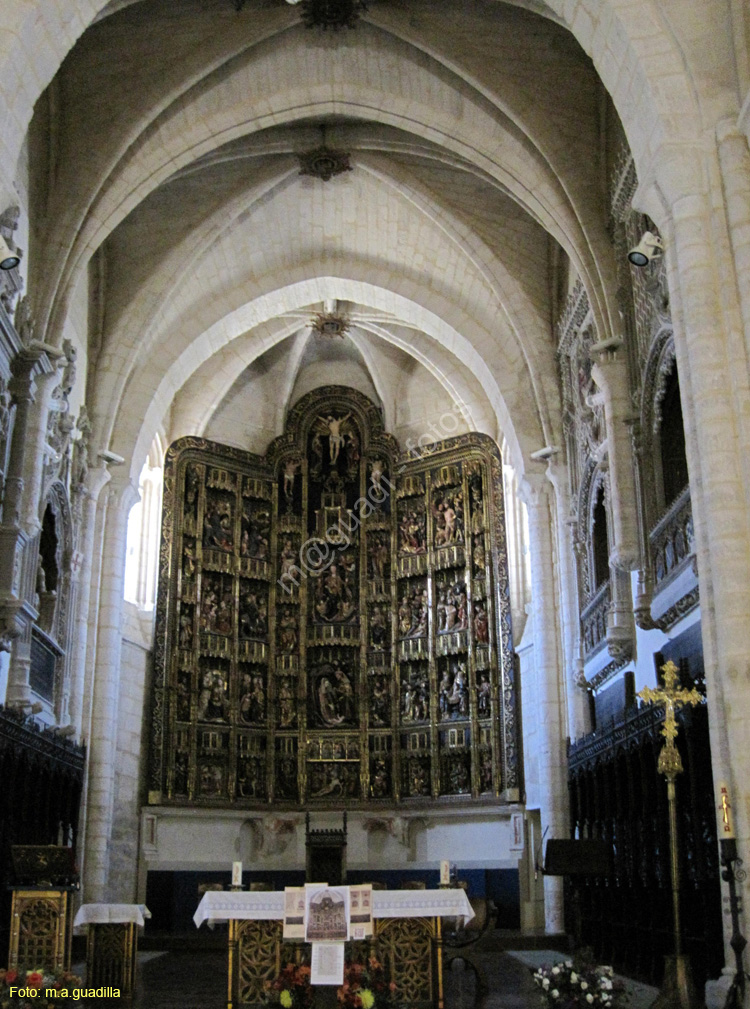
148;387;517;809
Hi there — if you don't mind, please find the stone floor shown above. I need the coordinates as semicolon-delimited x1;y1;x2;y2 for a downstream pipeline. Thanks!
74;945;659;1009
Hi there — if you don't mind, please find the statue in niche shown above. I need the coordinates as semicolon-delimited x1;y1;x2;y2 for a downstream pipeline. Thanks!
237;758;263;799
479;751;493;793
277;756;298;799
408;758;429;797
310;764;345;798
282;458;300;503
203;494;234;551
185;466;200;517
197;670;228;722
436;582;468;635
398;503;427;555
473;601;489;643
314;663;356;726
371;676;390;726
346;428;360;470
179;612;193;650
473;538;486;575
449;757;470;794
317;413;352;465
183;540;197;579
200;575;232;635
279;539;299;592
368;535;389;591
278;678;296;727
398;585;428;639
470;481;485;536
241;503;270;560
200;763;224;796
239;673;265;724
176;675;190;721
476;673;491;717
370;606;388;650
439;661;469;720
173;752;189;794
312;555;357;623
432;488;464;547
402;670;429;723
369;459;386;498
239;588;268;639
278;609;298;652
371;759;389;799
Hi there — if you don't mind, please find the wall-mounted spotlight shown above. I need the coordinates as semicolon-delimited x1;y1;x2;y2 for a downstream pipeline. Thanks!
628;231;663;267
0;235;20;271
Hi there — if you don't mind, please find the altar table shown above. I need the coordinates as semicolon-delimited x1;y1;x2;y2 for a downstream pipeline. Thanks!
194;889;474;1009
74;903;151;997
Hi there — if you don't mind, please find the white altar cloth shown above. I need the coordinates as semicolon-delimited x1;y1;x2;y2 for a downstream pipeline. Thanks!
193;889;474;929
74;903;151;932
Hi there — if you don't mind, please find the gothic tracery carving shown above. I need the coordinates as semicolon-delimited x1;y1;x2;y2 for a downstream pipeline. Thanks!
150;387;516;806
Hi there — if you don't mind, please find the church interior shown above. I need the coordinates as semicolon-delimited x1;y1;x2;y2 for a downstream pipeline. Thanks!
0;0;749;1006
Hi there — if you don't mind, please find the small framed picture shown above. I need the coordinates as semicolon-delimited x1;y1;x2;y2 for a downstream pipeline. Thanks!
510;812;524;851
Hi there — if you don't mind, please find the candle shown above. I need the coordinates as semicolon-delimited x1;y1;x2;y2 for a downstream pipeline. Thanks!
440;860;450;885
232;861;243;887
718;782;735;838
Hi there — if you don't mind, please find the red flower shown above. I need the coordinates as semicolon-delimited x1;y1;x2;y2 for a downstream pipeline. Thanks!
26;971;44;988
5;970;18;984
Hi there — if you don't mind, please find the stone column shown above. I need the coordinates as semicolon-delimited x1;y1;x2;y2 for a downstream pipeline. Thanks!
590;347;637;661
648;164;750;986
82;472;139;902
519;473;568;933
68;465;111;735
716;123;750;380
590;345;638;572
546;462;590;740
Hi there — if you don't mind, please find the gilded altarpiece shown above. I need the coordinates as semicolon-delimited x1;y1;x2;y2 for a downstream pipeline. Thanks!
149;387;517;808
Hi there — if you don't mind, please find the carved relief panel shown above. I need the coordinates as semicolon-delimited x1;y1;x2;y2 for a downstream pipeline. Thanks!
149;387;517;808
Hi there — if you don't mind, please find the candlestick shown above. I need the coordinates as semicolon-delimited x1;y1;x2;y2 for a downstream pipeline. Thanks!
232;861;243;888
719;782;736;839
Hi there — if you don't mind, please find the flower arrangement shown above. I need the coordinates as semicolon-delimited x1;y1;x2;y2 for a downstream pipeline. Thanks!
531;958;626;1009
337;957;396;1009
265;963;313;1009
0;968;82;1008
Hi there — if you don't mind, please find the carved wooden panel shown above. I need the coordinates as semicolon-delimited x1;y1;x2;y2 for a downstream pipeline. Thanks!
149;386;517;807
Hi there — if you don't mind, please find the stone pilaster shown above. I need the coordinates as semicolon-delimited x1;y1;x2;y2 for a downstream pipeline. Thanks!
81;472;139;902
519;473;568;933
68;465;111;736
0;345;60;700
546;462;590;740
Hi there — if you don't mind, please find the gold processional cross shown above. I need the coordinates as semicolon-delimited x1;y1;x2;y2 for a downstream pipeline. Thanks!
638;660;705;1009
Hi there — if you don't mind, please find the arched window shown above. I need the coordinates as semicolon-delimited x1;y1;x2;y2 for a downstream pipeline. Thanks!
592;483;609;589
124;436;165;610
659;362;689;507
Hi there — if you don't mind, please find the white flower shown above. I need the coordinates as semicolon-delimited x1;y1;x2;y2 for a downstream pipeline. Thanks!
565;961;573;969
580;981;589;990
552;967;561;976
551;990;560;998
570;973;578;984
587;995;594;1003
543;978;550;989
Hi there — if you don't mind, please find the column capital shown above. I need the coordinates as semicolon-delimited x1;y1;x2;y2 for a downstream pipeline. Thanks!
106;471;140;513
518;471;550;508
83;464;112;504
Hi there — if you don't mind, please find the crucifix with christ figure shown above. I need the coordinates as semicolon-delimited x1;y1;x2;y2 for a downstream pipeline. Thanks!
638;659;704;1009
